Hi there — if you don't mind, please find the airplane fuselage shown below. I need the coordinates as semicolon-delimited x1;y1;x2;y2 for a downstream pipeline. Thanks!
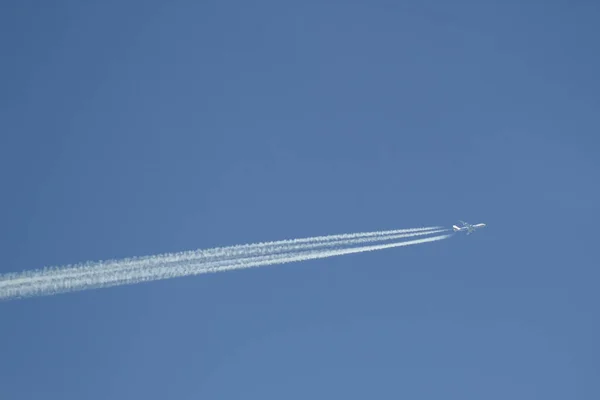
453;222;486;234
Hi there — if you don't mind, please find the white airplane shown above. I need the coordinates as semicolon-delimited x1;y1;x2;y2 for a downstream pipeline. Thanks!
453;220;486;235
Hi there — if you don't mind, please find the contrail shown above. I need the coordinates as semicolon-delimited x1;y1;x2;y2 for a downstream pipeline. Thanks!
0;228;450;301
0;229;447;290
1;226;443;282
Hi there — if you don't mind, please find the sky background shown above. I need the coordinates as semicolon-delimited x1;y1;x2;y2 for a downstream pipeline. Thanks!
1;0;598;399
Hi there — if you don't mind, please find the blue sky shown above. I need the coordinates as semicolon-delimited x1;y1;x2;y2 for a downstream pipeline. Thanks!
1;0;598;398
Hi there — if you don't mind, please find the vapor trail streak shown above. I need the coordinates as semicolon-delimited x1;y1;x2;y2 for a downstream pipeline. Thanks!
0;233;451;300
0;227;444;284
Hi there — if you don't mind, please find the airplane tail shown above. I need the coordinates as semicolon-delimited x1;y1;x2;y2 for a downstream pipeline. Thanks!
452;225;461;232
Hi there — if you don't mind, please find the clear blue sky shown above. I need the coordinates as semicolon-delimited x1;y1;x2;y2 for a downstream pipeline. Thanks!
1;0;598;398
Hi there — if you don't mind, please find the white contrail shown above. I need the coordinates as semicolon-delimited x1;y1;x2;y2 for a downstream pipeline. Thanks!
0;234;451;299
0;229;450;301
0;229;448;292
1;234;451;299
0;226;443;283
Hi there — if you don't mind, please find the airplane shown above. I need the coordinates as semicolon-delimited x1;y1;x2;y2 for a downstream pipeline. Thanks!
452;220;486;235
